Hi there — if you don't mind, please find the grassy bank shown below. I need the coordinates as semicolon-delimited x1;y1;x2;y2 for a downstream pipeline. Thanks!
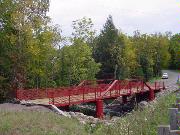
95;92;177;135
0;92;177;135
0;111;86;135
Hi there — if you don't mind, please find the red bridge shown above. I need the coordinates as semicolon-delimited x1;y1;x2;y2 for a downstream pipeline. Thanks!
16;79;165;118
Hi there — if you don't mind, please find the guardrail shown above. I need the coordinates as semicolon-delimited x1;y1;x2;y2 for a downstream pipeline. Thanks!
158;94;180;135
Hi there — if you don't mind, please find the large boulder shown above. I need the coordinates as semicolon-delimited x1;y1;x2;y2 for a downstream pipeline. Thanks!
138;101;149;110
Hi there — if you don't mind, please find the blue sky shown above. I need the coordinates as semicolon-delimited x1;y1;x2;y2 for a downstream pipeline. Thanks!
48;0;180;36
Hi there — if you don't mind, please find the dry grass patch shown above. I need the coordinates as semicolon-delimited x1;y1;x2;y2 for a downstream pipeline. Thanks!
0;111;87;135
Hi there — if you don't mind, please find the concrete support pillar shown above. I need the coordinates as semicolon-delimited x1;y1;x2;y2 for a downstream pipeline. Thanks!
122;96;128;104
149;88;155;101
96;99;104;119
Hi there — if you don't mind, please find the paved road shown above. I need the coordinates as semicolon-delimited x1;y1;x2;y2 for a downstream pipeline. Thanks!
162;70;180;87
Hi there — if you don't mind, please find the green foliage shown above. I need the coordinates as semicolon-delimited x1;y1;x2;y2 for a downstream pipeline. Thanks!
131;31;170;80
93;16;170;80
94;15;121;78
169;34;180;69
56;39;100;86
0;0;60;99
72;17;96;44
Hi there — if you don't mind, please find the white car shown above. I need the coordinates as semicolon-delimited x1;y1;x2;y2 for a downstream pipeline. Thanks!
162;73;168;79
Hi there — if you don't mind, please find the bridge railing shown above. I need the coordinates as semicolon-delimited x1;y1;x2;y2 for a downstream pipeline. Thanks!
16;80;165;106
100;80;145;98
16;89;48;100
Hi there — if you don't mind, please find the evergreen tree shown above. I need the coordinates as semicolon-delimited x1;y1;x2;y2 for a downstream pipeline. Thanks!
94;15;120;79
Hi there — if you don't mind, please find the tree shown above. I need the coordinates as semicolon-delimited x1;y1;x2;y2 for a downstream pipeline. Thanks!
94;15;120;79
0;0;61;100
131;32;170;80
72;17;96;44
169;34;180;69
56;39;100;86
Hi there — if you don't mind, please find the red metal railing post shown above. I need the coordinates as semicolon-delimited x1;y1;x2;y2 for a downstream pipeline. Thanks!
129;82;132;95
15;89;18;99
69;89;71;105
137;85;138;93
142;81;144;92
95;87;97;100
110;87;112;97
48;91;54;105
52;94;54;105
119;81;121;95
115;83;118;96
49;92;54;105
83;87;85;103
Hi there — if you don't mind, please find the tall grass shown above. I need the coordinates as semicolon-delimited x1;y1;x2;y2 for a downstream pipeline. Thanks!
0;111;87;135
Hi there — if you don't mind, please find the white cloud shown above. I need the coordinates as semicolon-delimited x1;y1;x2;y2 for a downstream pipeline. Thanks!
48;0;180;36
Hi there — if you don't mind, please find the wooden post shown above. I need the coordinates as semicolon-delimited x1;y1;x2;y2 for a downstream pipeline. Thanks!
169;108;178;130
158;125;170;135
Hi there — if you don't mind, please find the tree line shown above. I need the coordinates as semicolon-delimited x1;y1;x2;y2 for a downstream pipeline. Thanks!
0;0;179;101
